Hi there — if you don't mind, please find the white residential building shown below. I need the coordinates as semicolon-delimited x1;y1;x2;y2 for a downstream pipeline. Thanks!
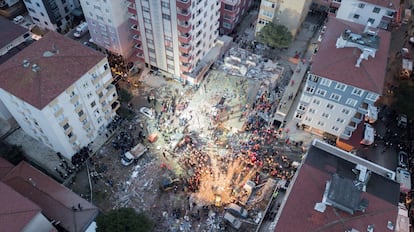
294;17;390;141
79;0;134;58
0;31;120;159
126;0;221;85
22;0;80;33
330;0;399;29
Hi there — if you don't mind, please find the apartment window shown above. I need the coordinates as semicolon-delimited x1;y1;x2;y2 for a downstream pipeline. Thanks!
353;14;360;19
330;93;341;101
320;79;331;87
67;132;73;138
352;88;364;96
358;3;365;8
309;108;316;114
223;22;232;29
373;7;381;13
86;92;93;99
166;55;174;61
161;1;169;8
305;85;315;94
346;98;358;107
162;14;171;20
305;116;312;122
63;123;70;130
342;108;350;115
366;93;378;101
142;7;150;13
326;103;334;110
260;10;274;18
298;103;306;111
145;28;152;34
36;2;40;7
317;121;325;127
78;110;84;117
28;7;36;13
308;74;319;83
322;113;329;118
367;18;375;24
332;126;339;132
312;99;320;105
316;89;326;97
91;101;96;108
24;0;32;3
224;4;233;11
335;83;346;91
33;17;40;22
295;112;303;119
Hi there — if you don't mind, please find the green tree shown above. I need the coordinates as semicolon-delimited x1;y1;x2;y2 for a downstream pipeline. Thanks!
257;23;293;49
96;208;154;232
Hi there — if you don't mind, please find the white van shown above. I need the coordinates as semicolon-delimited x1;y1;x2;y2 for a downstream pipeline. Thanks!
396;167;411;193
74;22;89;38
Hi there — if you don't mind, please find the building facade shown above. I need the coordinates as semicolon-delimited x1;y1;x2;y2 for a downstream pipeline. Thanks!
329;0;399;29
22;0;80;33
79;0;134;59
293;17;390;140
0;32;119;159
219;0;253;35
126;0;220;85
256;0;312;37
0;0;19;8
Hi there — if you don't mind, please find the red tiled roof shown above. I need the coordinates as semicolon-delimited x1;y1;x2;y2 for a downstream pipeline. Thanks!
362;0;400;10
0;181;41;232
311;17;391;94
274;147;399;232
0;157;14;178
0;31;106;109
0;16;28;49
2;161;98;232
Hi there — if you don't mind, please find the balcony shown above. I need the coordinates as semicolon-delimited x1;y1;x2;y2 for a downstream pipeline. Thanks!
179;43;191;53
130;24;139;31
180;63;192;72
70;95;79;104
127;2;137;14
79;113;87;122
177;22;191;33
177;0;191;9
132;34;140;41
177;9;191;21
353;112;363;122
180;53;192;63
134;42;142;49
106;84;117;98
346;121;357;130
111;100;121;111
178;33;192;43
129;14;138;23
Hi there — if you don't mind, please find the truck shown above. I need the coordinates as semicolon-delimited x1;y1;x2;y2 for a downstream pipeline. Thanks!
121;143;147;166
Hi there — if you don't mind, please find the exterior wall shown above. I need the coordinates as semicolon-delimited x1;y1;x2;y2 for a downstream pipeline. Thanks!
80;0;134;58
23;0;77;33
21;213;55;232
219;0;253;35
335;0;396;28
0;31;30;56
128;0;219;84
256;0;312;37
0;58;118;159
294;74;379;139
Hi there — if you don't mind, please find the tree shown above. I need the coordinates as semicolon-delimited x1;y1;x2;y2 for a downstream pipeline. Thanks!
96;208;154;232
257;23;293;49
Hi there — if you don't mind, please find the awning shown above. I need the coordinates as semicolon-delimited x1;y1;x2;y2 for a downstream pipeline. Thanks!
360;123;375;145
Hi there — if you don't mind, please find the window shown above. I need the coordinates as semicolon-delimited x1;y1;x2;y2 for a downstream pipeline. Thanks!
224;4;233;11
367;18;375;24
316;89;327;97
352;88;364;96
63;123;70;130
305;116;312;122
308;74;319;82
353;14;360;19
295;112;303;119
335;83;346;91
336;118;345;123
313;99;320;105
298;103;306;111
322;113;329;118
342;108;350;115
346;98;358;107
373;7;381;13
326;103;334;110
317;121;325;127
104;63;109;70
91;101;96;108
142;7;150;13
305;85;315;94
320;79;331;87
330;93;341;101
32;17;40;22
78;110;84;117
27;7;36;13
332;126;340;131
68;132;73;138
86;92;93;99
162;14;170;20
309;108;316;114
366;93;378;101
161;1;170;8
358;3;365;8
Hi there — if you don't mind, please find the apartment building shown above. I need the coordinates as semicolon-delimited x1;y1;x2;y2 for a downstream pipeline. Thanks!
0;0;19;8
329;0;399;29
293;17;390;140
22;0;81;33
256;0;312;37
127;0;221;85
219;0;254;35
0;31;119;159
79;0;134;59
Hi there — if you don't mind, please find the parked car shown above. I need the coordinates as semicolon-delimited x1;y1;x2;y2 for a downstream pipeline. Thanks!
397;114;408;128
224;203;248;218
73;22;89;38
13;15;24;24
223;212;242;230
140;107;154;119
398;151;409;169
